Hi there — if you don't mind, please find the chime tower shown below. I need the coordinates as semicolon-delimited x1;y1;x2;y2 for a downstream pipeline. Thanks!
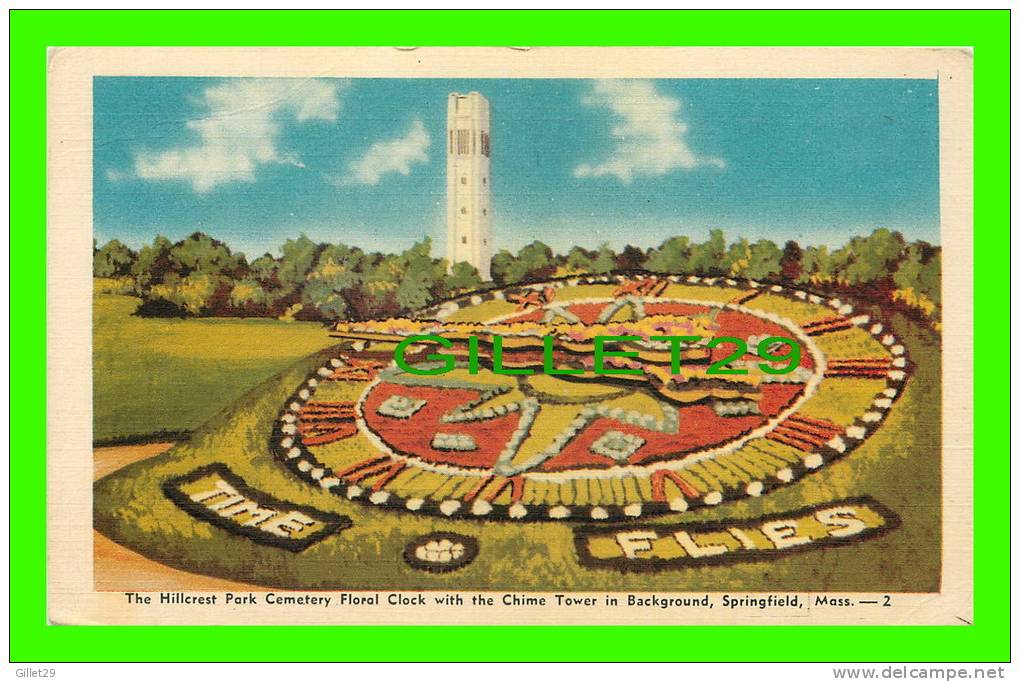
446;92;492;281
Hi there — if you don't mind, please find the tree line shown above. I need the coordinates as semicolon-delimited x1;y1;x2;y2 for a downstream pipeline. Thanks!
94;228;941;325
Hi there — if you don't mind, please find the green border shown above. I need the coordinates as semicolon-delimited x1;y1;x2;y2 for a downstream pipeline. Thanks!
11;9;1008;663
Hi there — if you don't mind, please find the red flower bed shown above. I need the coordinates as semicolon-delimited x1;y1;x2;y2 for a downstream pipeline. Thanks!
351;298;815;474
361;384;520;469
538;408;765;472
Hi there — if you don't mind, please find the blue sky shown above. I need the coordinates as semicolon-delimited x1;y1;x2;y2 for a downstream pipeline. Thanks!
94;77;941;260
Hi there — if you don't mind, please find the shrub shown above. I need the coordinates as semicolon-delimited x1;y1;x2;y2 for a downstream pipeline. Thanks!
102;228;942;327
93;276;135;295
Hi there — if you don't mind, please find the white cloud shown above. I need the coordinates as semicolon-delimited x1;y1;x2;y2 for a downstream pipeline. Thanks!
132;78;344;192
574;79;724;183
339;119;431;186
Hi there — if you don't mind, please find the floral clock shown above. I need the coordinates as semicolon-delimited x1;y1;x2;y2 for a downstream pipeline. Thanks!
272;274;909;522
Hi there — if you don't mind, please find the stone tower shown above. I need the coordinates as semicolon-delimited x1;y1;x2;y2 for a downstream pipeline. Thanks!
446;92;492;281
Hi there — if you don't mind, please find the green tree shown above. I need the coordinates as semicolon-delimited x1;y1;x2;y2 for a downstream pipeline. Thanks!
590;243;617;274
894;242;941;306
396;267;435;311
564;246;595;273
131;235;174;289
168;232;246;278
147;272;221;316
357;253;402;318
301;243;365;320
798;245;834;284
516;241;556;282
395;237;442;311
490;249;516;286
446;261;483;292
687;229;727;275
229;278;272;312
916;250;941;306
93;239;136;277
726;238;752;276
249;253;280;287
831;228;905;285
277;234;321;291
645;236;690;273
744;239;783;280
492;241;555;285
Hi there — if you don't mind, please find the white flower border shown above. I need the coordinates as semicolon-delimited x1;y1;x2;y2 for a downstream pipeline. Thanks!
272;273;911;522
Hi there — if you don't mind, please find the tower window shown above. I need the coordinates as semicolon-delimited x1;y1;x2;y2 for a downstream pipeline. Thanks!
482;177;487;185
481;132;491;157
460;207;467;214
483;239;487;245
456;129;471;155
482;209;487;216
461;176;467;185
461;236;468;244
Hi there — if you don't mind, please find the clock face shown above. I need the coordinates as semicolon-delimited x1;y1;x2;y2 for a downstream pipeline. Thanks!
273;275;909;522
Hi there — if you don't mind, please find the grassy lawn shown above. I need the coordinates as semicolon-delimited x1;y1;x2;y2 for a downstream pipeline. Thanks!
93;293;336;444
94;286;941;592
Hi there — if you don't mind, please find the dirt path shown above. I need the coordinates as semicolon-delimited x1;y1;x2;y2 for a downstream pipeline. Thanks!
94;442;260;592
93;441;177;481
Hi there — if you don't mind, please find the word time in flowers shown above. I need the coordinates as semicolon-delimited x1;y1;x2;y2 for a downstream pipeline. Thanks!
162;464;351;552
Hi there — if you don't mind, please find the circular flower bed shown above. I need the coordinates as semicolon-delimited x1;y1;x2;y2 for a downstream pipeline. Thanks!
271;274;909;522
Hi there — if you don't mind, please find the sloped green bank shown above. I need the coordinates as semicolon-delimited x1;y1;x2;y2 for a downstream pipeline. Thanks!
93;293;335;443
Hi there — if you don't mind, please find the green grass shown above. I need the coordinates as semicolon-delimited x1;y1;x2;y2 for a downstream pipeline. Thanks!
94;308;941;591
93;293;336;443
